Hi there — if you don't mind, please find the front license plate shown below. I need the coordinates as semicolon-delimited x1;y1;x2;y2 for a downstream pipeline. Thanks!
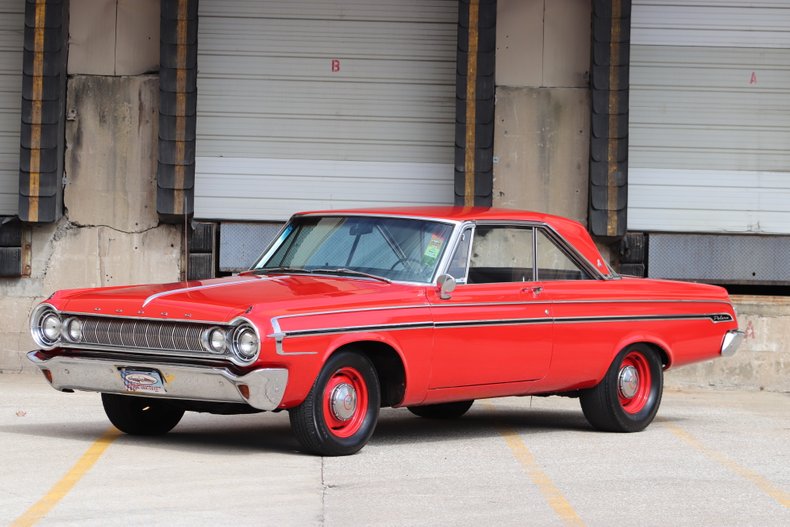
120;368;166;394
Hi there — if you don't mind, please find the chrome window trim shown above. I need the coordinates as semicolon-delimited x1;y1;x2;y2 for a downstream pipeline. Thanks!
536;226;598;281
249;215;612;283
440;220;607;282
442;223;475;284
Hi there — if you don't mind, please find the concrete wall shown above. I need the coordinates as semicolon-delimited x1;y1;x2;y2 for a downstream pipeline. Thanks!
0;1;181;373
68;0;160;76
493;0;591;225
666;297;790;392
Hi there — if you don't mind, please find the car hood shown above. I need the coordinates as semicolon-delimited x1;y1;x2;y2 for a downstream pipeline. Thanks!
54;274;425;323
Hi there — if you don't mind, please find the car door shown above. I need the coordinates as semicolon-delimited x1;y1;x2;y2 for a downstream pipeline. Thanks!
427;224;553;389
530;227;606;382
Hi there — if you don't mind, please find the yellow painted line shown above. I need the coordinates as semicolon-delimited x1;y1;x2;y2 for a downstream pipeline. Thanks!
487;401;584;526
666;423;790;509
463;0;479;207
11;428;120;527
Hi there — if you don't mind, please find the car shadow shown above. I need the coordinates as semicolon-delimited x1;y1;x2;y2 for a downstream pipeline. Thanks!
0;405;596;456
0;416;302;456
370;406;593;448
0;407;592;455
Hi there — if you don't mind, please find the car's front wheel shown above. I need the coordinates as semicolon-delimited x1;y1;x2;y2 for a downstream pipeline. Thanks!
101;393;184;435
407;400;473;419
580;344;663;432
289;350;380;456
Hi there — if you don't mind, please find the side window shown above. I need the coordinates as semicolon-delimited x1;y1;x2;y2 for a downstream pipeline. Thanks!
446;227;472;282
536;229;591;281
468;226;534;283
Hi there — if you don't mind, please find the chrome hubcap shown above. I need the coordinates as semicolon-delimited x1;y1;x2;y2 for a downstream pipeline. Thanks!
618;365;639;399
330;382;357;421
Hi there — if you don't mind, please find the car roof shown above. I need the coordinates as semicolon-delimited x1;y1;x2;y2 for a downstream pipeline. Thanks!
296;206;611;276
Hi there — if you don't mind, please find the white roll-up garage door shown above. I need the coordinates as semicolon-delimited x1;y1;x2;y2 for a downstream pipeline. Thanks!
195;0;458;221
629;1;790;234
0;0;22;216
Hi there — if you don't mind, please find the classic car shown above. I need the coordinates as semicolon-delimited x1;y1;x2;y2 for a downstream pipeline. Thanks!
28;207;744;455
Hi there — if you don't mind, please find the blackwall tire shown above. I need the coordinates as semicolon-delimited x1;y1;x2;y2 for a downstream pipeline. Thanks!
580;344;663;433
101;393;184;435
407;400;473;419
289;351;380;456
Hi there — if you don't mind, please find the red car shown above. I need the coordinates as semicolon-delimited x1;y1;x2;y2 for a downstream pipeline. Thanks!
28;208;743;455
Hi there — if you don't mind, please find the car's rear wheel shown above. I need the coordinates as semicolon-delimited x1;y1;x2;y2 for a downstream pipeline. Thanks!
407;400;473;419
580;344;663;432
101;393;184;435
289;351;380;456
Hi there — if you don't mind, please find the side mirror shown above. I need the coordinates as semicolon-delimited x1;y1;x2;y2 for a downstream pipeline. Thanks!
436;274;457;300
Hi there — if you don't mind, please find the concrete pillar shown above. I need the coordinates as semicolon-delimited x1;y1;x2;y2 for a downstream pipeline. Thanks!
493;0;591;225
0;2;180;373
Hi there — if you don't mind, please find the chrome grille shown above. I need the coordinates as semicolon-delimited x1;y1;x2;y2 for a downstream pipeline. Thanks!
79;317;208;353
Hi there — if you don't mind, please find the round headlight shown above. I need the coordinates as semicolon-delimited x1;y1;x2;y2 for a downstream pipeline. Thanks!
232;325;259;362
31;305;62;348
203;327;226;353
41;313;62;342
64;318;83;342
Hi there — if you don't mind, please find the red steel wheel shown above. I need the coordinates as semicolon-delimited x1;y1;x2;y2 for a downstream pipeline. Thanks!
322;366;369;438
290;350;380;456
580;344;663;433
617;351;652;414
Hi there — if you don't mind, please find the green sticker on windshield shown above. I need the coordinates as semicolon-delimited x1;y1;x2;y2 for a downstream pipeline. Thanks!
423;235;443;263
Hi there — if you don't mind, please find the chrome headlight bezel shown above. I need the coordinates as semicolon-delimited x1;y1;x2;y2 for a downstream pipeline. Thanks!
201;326;228;354
62;317;84;343
229;319;260;363
30;304;62;349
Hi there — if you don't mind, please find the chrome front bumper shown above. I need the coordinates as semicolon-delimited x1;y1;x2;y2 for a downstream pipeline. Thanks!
27;351;287;411
720;330;745;357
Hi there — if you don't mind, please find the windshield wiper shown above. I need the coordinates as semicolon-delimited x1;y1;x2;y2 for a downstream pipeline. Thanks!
308;268;391;283
252;266;312;275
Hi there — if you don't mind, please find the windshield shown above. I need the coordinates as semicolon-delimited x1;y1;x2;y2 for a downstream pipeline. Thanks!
253;215;455;283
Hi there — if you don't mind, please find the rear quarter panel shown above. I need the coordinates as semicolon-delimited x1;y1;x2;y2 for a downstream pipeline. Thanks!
539;278;738;393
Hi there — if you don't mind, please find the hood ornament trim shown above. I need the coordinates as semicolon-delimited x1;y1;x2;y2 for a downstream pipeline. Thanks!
142;277;259;308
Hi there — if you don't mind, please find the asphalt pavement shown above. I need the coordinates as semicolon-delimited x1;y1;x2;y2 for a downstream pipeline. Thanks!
1;373;788;526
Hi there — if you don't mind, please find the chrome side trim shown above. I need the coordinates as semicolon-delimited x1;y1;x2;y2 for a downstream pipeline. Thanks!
27;351;288;411
270;318;318;355
268;298;733;326
720;330;745;356
553;313;733;325
270;312;735;343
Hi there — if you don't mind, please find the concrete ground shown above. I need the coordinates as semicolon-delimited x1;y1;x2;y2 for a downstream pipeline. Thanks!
1;374;787;527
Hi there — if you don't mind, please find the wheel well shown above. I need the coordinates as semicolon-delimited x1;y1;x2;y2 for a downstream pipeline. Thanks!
334;341;406;407
642;342;670;368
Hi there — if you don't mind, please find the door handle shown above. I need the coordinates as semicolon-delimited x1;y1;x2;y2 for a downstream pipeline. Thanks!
521;286;542;297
